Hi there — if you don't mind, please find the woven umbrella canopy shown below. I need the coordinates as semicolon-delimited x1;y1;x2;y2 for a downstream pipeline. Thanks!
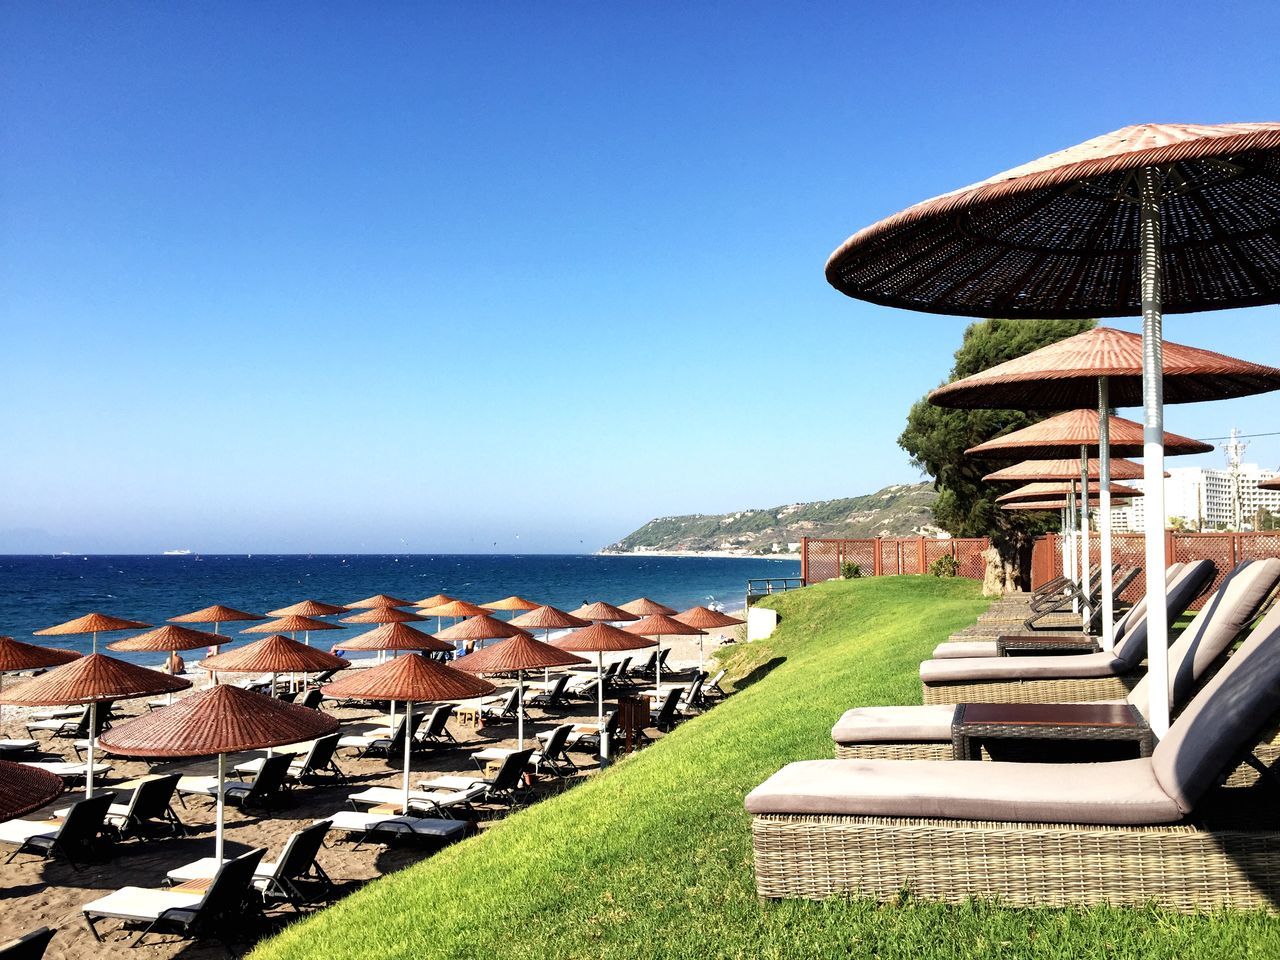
0;654;189;797
982;458;1148;483
346;594;413;610
267;600;347;618
826;122;1280;736
413;594;457;608
1004;495;1135;511
996;481;1142;503
507;606;592;678
624;614;705;692
35;613;150;655
674;606;745;670
435;615;530;643
553;622;654;740
323;654;495;814
481;596;541;613
619;598;677;617
571;602;639;623
98;685;336;861
0;637;81;738
110;624;227;706
170;604;265;656
204;634;347;704
964;406;1214;646
340;607;427;625
454;635;587;748
1260;477;1280;492
243;614;343;641
332;622;452;654
0;759;63;820
420;599;489;619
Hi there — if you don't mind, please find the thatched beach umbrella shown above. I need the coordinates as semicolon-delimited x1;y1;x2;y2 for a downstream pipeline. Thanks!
454;635;586;748
481;596;541;615
267;600;348;618
110;624;226;673
346;594;413;610
0;760;63;820
571;602;639;624
619;598;676;618
413;594;457;609
1004;495;1135;511
98;685;336;862
624;614;705;692
244;614;343;642
0;637;80;735
0;655;189;797
322;655;495;814
435;615;530;647
332;622;452;654
170;604;265;657
826;122;1280;734
552;622;654;749
204;634;347;709
1259;477;1280;492
995;481;1142;503
340;607;427;625
35;613;150;655
982;457;1147;483
674;606;745;670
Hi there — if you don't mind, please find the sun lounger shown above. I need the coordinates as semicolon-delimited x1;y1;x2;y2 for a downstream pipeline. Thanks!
83;847;265;946
56;773;184;840
25;704;111;742
748;587;1280;911
834;559;1280;762
165;820;333;911
346;785;485;818
0;926;56;960
325;811;470;850
177;752;292;812
477;686;522;723
413;703;457;748
526;723;578;777
234;733;344;785
338;712;424;758
919;560;1214;704
19;760;113;784
419;747;535;810
0;793;113;868
565;711;619;756
0;739;38;756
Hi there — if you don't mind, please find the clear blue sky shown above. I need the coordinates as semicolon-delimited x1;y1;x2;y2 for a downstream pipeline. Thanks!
3;3;1278;554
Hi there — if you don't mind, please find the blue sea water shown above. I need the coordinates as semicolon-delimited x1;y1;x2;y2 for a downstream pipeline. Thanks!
0;554;799;663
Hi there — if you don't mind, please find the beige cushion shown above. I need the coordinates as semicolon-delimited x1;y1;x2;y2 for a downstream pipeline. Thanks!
744;757;1181;825
1153;599;1280;813
931;641;998;659
831;705;957;744
920;650;1126;684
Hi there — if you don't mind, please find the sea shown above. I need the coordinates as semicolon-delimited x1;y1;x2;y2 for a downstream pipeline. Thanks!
0;554;800;663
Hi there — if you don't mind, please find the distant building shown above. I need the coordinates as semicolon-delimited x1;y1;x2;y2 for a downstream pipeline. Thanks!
1111;464;1280;532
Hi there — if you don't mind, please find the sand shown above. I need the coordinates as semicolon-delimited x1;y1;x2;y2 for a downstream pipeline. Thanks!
0;638;732;959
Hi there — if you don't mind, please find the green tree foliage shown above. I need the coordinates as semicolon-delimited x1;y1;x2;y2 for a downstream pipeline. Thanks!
898;319;1096;565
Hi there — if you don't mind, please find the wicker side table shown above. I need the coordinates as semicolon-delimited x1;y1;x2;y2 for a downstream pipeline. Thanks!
952;702;1153;760
994;634;1101;656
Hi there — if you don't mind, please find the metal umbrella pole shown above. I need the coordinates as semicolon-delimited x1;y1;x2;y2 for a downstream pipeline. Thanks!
85;701;99;798
401;699;413;814
1079;446;1093;631
215;752;227;863
1097;377;1116;651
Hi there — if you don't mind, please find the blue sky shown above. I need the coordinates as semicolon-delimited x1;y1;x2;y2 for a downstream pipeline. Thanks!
2;3;1278;553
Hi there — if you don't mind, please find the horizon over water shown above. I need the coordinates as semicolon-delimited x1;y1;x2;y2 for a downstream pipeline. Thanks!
0;553;799;663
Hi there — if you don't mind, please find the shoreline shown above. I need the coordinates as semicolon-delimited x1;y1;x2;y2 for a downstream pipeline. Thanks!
596;550;800;561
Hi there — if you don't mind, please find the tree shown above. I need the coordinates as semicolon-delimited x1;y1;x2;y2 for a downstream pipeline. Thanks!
898;318;1097;585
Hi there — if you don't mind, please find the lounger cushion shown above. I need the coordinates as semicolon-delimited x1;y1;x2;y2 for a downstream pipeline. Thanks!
326;810;468;840
0;819;59;845
931;641;999;659
831;705;957;744
1153;600;1280;813
920;651;1126;684
1111;560;1213;668
744;758;1182;825
83;887;203;921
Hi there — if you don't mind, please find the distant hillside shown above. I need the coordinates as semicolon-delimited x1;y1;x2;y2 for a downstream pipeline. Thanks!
602;483;941;556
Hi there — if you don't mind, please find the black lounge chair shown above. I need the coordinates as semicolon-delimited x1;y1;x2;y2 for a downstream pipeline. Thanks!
649;687;686;736
26;703;111;742
414;704;457;749
58;774;184;841
527;674;571;709
0;926;56;960
568;711;620;756
237;733;345;786
531;724;578;778
0;793;113;868
420;747;536;812
178;752;293;813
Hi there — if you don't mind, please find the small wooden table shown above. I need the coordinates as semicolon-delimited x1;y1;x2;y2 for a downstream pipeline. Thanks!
454;707;483;731
951;702;1153;760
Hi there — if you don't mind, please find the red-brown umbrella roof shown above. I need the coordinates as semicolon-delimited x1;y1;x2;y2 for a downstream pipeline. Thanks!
35;613;151;636
552;622;656;654
996;481;1143;503
333;622;452;653
571;602;639;622
825;123;1280;319
964;409;1213;459
481;596;541;612
0;760;63;820
203;635;348;674
0;654;189;706
170;604;265;625
624;614;705;638
983;457;1150;483
340;607;427;625
0;636;81;673
322;653;496;703
434;615;531;642
619;598;677;617
109;624;227;653
267;600;348;618
98;684;338;758
1003;496;1134;511
243;615;343;634
930;328;1280;410
413;594;457;609
1260;477;1280;492
345;594;413;609
454;634;588;675
508;605;590;630
674;606;746;630
419;599;490;618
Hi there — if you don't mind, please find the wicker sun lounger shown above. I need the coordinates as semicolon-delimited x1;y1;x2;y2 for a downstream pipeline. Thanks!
919;560;1214;705
833;560;1280;763
747;598;1280;912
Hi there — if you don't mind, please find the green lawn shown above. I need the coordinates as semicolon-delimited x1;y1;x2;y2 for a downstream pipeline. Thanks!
252;577;1280;960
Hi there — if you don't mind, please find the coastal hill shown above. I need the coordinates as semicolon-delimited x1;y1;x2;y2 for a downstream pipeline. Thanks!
602;482;940;556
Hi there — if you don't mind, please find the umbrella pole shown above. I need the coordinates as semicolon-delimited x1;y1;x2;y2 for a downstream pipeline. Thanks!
1069;481;1080;613
92;630;98;655
402;700;412;814
216;752;226;863
85;701;97;798
1079;446;1092;632
1139;166;1171;738
598;651;609;764
1098;377;1115;651
517;668;525;749
655;637;663;694
1060;508;1069;585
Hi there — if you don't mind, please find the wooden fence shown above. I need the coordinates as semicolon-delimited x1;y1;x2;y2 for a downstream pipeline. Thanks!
800;536;990;584
1030;531;1280;609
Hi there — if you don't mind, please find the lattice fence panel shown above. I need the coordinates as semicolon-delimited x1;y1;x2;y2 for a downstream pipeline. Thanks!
923;540;953;572
1172;534;1234;609
955;540;989;580
1237;533;1280;563
880;540;900;576
805;540;841;584
839;541;877;577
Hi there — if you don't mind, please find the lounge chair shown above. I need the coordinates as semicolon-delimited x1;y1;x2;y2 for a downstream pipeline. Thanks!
0;793;113;868
177;752;292;813
338;712;424;759
700;669;728;704
414;703;457;749
834;559;1280;762
165;821;333;911
56;774;184;841
419;747;535;811
325;810;470;850
18;760;113;785
477;686;521;723
528;723;578;777
526;673;570;709
746;592;1280;912
234;733;344;786
83;847;265;946
636;687;686;743
918;560;1214;705
566;711;619;756
25;704;111;742
346;785;485;818
0;926;56;960
0;739;39;757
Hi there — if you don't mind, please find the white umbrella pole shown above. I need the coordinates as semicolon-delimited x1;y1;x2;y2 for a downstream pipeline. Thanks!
1060;508;1069;583
517;669;525;749
402;700;413;814
1139;166;1170;738
92;630;98;655
85;701;97;798
1079;446;1092;631
598;652;609;764
1067;484;1079;613
215;752;226;863
655;638;663;694
1098;377;1115;651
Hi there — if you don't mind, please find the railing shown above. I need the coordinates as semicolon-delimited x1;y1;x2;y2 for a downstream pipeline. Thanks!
745;577;807;607
800;536;990;584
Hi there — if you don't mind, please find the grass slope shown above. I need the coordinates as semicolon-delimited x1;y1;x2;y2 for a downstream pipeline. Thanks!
253;578;1280;960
